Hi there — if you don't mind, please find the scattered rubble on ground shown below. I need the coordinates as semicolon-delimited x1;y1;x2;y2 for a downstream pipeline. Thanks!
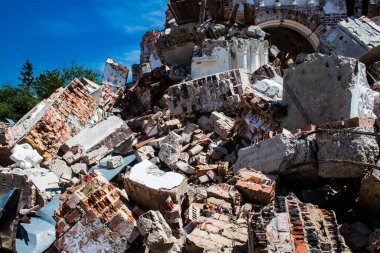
1;1;380;252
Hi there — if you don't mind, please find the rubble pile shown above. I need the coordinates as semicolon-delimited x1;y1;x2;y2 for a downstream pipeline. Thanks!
1;1;380;253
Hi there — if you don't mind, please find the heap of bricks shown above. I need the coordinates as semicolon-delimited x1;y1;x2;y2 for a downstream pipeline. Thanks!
23;79;99;160
50;172;139;253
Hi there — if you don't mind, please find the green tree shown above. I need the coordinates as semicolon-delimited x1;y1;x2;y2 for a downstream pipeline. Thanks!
18;59;35;90
0;84;40;121
34;69;64;99
61;61;101;85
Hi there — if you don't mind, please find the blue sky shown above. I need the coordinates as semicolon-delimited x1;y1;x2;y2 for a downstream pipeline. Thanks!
0;0;167;85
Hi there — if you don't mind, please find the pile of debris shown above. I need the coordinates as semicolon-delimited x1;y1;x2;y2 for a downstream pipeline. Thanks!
1;1;380;252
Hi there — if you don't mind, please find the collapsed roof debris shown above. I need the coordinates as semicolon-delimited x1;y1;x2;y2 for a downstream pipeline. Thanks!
1;0;380;253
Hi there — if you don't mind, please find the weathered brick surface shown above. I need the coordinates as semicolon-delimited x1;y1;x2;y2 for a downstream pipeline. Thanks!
50;172;138;253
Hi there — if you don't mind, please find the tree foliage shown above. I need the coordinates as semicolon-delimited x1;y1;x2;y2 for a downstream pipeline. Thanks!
18;59;35;91
61;61;101;85
0;84;39;120
34;69;64;99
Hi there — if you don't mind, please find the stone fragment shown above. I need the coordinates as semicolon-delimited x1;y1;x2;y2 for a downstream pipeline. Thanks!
253;79;283;100
124;160;188;212
99;155;123;169
162;119;182;133
83;145;111;165
159;143;180;169
47;159;73;180
136;145;156;162
137;210;180;253
162;132;183;149
188;144;203;156
175;161;195;174
70;163;87;175
198;175;210;184
10;144;43;169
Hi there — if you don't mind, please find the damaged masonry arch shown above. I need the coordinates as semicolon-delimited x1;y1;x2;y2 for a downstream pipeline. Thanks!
259;19;320;54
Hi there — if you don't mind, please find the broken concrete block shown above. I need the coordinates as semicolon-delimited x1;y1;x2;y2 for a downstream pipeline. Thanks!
252;79;283;100
198;175;210;184
83;145;110;165
159;132;183;169
188;144;203;156
210;112;235;140
99;155;123;169
358;169;380;217
159;143;180;169
51;172;139;252
137;210;180;253
124;160;188;212
234;131;315;174
321;17;380;65
136;145;156;162
317;126;379;178
162;119;182;133
47;159;73;181
175;161;195;174
162;132;183;150
234;168;276;205
102;58;129;92
61;116;133;154
282;54;376;130
10;144;43;169
70;163;87;175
